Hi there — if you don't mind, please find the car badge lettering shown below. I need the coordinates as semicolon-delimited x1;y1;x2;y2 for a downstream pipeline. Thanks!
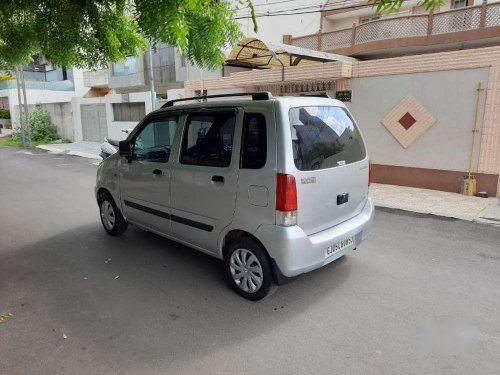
301;177;316;185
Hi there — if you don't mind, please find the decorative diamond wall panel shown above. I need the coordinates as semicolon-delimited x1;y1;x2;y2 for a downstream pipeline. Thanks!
381;95;436;148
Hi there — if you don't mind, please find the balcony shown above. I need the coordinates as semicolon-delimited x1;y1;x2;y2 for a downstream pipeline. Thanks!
288;2;500;58
0;79;74;91
83;69;109;88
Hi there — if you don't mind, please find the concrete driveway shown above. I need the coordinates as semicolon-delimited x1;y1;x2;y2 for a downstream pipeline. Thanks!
37;141;102;160
1;147;499;375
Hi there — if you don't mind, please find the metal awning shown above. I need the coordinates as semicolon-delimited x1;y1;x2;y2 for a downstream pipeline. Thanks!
226;38;357;69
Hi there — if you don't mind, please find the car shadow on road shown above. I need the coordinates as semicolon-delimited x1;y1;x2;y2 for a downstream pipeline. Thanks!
0;223;352;372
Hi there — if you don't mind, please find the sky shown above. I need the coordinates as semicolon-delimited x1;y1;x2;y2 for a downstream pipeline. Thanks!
234;0;326;43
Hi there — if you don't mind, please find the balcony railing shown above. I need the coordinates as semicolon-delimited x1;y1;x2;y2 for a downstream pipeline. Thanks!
0;80;74;91
22;70;60;82
289;2;500;52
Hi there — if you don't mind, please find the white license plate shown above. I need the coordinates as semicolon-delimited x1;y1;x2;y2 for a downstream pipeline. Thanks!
326;237;354;258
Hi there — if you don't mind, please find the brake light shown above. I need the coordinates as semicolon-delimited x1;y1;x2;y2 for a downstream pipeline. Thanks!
276;173;297;211
368;161;371;187
276;173;297;227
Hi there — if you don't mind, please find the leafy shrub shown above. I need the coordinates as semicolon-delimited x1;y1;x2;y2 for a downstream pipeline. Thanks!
28;107;59;142
11;107;59;143
0;108;10;119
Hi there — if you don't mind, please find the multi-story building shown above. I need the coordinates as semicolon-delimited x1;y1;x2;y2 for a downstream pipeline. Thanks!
76;44;223;142
0;55;85;140
285;0;500;58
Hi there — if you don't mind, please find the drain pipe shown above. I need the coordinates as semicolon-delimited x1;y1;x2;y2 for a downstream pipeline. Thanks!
461;82;484;196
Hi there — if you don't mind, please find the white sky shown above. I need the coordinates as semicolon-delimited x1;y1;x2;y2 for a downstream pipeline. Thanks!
234;0;326;43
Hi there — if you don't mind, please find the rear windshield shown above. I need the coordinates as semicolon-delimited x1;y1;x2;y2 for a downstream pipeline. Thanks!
289;106;366;171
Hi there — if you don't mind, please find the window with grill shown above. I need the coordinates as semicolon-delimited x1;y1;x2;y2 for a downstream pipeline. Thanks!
112;56;137;76
451;0;468;9
112;102;146;122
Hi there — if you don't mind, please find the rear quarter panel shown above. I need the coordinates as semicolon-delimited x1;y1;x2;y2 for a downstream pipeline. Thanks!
217;101;278;256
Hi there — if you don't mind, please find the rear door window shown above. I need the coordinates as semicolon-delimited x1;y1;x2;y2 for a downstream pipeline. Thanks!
241;113;267;169
289;106;366;171
180;111;236;167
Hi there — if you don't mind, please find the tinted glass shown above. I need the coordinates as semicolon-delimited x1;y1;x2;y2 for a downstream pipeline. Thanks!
134;116;178;162
289;106;366;171
180;112;236;167
241;113;267;169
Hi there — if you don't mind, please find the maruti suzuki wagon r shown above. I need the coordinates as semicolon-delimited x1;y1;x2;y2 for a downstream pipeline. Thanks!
95;93;374;300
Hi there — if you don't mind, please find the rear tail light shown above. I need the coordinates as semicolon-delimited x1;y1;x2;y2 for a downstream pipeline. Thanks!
276;173;297;226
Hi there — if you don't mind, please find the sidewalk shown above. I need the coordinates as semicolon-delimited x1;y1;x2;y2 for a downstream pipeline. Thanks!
37;141;101;160
370;183;500;227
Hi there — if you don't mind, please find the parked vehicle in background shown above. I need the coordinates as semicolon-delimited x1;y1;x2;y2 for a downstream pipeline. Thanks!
99;129;132;159
95;93;374;300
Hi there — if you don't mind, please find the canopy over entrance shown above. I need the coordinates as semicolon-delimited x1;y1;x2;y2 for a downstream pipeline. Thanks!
226;38;357;69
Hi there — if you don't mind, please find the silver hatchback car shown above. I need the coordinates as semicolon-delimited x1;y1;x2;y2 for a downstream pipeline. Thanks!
95;93;374;300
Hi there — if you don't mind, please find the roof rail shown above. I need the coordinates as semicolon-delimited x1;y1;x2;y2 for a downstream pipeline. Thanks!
161;92;272;108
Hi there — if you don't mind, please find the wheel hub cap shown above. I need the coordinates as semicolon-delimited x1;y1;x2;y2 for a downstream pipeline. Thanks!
229;248;263;293
100;200;115;230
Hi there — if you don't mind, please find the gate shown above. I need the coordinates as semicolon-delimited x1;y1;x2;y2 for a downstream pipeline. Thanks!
81;104;107;142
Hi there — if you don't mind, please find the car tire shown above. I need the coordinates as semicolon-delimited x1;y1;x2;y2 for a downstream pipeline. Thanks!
98;192;128;236
225;237;274;301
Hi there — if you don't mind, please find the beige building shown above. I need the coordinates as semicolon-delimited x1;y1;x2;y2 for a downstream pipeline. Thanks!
184;0;500;196
286;0;500;58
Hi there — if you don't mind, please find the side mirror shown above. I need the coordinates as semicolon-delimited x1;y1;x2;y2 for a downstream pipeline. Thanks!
119;141;132;157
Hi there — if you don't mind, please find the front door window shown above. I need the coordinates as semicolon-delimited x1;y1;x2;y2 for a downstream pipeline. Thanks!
134;116;178;162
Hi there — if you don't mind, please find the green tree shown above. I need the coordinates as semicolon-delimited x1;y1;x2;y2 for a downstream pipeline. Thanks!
0;0;244;70
0;0;444;71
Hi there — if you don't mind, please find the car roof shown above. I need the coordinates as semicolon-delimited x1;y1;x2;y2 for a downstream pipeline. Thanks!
151;96;346;115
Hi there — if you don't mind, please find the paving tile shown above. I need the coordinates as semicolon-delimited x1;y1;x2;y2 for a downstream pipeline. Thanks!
370;183;499;223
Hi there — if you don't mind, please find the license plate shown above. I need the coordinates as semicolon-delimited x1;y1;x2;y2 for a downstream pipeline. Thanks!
326;237;353;258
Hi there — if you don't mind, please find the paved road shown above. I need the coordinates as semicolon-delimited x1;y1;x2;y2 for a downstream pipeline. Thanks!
1;147;499;375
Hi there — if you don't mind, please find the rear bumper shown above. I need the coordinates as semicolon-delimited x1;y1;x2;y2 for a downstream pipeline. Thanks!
255;197;374;278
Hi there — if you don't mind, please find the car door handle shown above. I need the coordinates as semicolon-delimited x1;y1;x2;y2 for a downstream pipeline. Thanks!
152;169;162;176
212;175;224;183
